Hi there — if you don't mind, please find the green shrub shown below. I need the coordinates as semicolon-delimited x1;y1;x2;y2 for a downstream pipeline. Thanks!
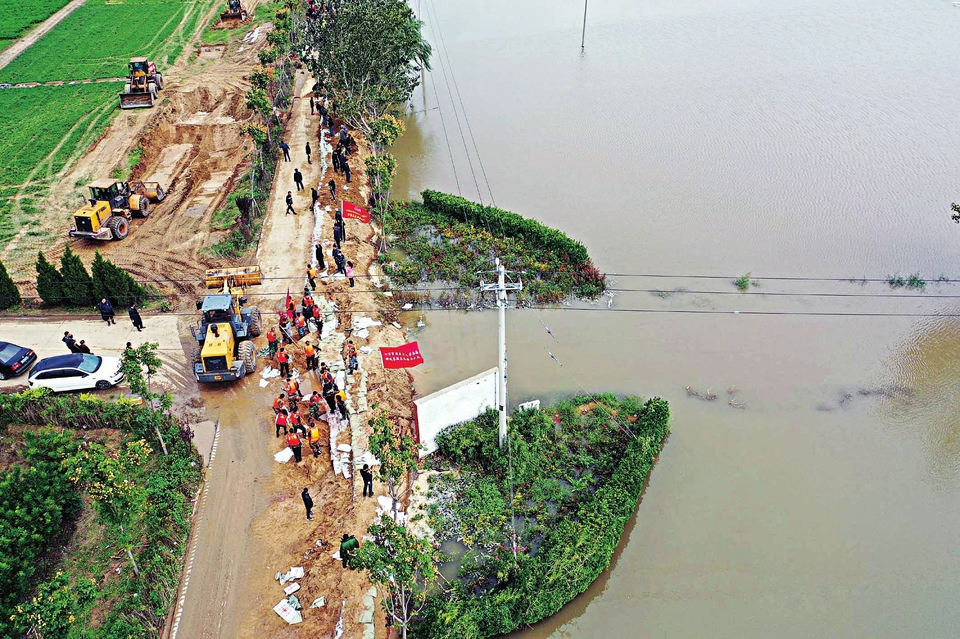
0;258;20;309
59;244;95;307
36;250;65;306
91;250;146;307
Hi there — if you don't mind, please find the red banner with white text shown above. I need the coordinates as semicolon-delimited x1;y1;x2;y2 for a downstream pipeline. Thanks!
380;342;424;369
342;201;370;223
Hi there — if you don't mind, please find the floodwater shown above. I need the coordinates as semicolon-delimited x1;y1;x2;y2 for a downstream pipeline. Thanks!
394;0;960;637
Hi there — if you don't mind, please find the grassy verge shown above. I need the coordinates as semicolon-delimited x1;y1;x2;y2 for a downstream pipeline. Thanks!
383;191;605;304
413;395;669;638
0;389;202;637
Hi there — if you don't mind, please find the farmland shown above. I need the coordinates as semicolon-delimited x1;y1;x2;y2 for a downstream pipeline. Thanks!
0;0;211;84
0;0;71;52
0;83;118;244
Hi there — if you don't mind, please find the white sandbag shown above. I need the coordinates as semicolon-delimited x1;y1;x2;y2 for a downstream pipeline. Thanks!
273;599;303;624
274;448;295;463
284;582;301;595
289;566;305;579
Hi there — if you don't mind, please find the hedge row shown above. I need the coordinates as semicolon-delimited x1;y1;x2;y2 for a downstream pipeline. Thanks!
413;397;670;638
0;388;158;437
420;190;591;265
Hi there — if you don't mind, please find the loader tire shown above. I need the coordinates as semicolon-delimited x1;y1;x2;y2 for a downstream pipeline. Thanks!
148;82;157;100
155;73;164;90
247;306;262;337
154;185;166;202
106;217;129;240
239;341;256;376
134;196;150;218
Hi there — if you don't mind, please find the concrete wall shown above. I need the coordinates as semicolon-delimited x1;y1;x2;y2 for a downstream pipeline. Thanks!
414;368;498;457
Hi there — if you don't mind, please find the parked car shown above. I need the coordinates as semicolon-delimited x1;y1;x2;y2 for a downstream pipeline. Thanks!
27;354;124;392
0;341;37;380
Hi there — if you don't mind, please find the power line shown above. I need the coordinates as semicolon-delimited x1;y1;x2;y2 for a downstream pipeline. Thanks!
421;35;462;197
607;287;960;299
606;273;956;283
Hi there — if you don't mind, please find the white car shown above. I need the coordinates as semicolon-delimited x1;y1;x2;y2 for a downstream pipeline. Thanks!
28;354;125;392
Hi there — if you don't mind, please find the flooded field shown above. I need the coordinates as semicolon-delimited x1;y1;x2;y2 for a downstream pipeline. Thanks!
396;0;960;636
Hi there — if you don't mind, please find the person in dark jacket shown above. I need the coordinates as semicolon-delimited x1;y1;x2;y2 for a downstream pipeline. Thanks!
311;186;319;208
342;156;351;183
328;179;337;201
332;248;346;276
305;141;312;164
332;221;343;249
286;191;296;215
360;464;373;498
339;533;359;568
76;340;92;354
97;299;116;325
314;240;325;269
63;331;78;353
302;487;314;520
128;304;144;331
280;141;291;162
293;168;304;191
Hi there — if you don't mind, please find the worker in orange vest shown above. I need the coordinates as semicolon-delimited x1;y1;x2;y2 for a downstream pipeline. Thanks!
308;423;322;457
306;264;317;291
266;327;279;357
275;408;289;437
285;377;301;402
272;392;286;415
308;390;323;419
277;349;290;378
345;340;358;373
289;409;305;435
286;431;303;463
295;313;307;338
304;340;317;372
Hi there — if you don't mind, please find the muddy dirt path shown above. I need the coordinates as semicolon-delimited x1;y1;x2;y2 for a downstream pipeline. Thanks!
0;0;88;72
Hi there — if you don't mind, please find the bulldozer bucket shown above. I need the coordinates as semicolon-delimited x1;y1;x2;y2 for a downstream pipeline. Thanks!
205;265;262;288
119;91;154;109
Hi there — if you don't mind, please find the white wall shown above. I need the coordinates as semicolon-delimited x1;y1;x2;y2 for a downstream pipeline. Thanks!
414;368;498;456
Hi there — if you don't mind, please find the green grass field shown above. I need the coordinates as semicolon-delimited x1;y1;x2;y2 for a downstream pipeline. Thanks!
0;0;72;52
0;0;210;84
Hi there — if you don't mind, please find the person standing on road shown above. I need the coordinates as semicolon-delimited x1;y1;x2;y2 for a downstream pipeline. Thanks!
63;331;78;353
266;327;278;356
306;264;316;291
345;261;355;287
314;240;325;269
360;464;374;498
332;147;342;174
302;487;314;520
128;304;144;332
294;168;304;191
275;408;289;437
328;179;336;201
309;96;315;115
285;191;296;215
305;141;312;165
339;533;359;568
97;298;116;325
342;156;351;184
311;186;319;209
333;248;346;276
345;340;358;373
287;431;303;463
308;423;322;457
280;141;291;162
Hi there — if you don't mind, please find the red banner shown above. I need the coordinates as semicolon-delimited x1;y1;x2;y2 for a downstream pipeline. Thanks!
380;342;424;369
342;201;370;223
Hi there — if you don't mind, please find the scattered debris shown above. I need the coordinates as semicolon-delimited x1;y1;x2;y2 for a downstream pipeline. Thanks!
685;386;717;401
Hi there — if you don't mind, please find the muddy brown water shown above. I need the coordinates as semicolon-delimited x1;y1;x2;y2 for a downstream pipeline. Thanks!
393;0;960;636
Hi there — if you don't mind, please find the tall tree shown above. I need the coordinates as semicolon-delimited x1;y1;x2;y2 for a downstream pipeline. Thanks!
91;250;145;307
0;259;21;310
121;342;170;455
302;0;431;134
59;245;94;307
35;250;64;306
367;408;420;517
354;517;439;639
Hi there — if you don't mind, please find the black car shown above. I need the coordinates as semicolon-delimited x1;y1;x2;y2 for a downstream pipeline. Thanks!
0;341;37;380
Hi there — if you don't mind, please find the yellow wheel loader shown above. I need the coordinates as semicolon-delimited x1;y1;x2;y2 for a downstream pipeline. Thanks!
219;0;248;23
190;266;264;383
68;179;167;241
119;57;164;110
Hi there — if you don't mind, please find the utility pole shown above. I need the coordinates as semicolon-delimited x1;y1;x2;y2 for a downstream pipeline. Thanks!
581;0;589;51
480;259;522;448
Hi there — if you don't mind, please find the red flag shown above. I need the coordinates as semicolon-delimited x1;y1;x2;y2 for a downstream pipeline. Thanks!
342;201;370;223
380;342;424;369
285;287;292;310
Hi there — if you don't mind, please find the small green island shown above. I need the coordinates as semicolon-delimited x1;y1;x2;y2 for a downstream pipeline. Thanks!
409;394;670;638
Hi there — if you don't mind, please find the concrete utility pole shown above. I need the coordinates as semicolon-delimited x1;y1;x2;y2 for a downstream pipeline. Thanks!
480;259;523;448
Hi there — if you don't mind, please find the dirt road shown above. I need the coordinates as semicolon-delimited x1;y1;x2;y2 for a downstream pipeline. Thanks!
0;0;88;72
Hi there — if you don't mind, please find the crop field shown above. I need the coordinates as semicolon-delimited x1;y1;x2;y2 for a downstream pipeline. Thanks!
0;83;118;243
0;0;71;52
0;0;210;84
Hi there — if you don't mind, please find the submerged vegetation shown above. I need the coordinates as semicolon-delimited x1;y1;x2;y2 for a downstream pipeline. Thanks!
412;395;669;638
382;190;606;304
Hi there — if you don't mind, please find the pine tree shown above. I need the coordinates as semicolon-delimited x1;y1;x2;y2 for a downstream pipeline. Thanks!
91;251;146;307
0;259;21;310
59;245;94;308
35;251;65;306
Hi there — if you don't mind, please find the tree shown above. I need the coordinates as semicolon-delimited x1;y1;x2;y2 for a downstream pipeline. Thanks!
35;250;64;306
91;250;146;307
302;0;431;135
367;408;420;517
354;516;439;639
0;259;21;310
122;342;170;455
59;245;94;307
